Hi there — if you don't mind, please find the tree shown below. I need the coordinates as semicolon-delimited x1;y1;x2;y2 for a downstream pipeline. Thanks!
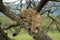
0;0;60;40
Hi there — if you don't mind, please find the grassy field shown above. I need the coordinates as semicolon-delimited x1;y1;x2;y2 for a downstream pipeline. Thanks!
48;31;60;40
8;31;34;40
0;16;60;40
8;31;60;40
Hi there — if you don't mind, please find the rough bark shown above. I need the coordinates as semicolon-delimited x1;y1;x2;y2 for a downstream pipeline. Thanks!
36;0;60;12
0;22;11;40
0;27;11;40
36;0;49;12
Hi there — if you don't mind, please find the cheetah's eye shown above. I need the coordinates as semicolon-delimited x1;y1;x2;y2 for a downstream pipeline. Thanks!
21;16;26;19
36;27;39;29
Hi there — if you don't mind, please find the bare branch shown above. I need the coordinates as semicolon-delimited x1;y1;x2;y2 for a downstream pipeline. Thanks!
46;21;53;33
0;23;11;40
48;16;60;24
36;0;49;12
3;23;19;30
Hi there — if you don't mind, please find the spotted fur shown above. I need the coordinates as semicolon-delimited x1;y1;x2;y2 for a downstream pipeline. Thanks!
20;9;43;33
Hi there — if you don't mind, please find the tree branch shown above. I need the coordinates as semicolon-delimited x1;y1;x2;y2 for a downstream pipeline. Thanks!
0;21;11;40
36;0;49;12
0;0;52;40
